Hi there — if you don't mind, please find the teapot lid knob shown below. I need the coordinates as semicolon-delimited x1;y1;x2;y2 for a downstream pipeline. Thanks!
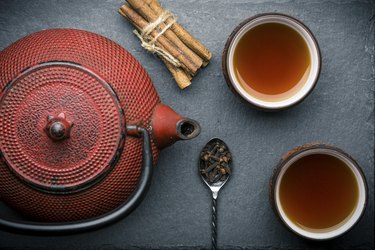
45;113;73;141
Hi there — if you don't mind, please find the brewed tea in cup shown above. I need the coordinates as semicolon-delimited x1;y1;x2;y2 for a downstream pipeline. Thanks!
223;13;321;110
270;144;367;240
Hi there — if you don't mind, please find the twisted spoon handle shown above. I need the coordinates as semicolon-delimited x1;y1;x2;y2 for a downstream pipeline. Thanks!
211;195;218;250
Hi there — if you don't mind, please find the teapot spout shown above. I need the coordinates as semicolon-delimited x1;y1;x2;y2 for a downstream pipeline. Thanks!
151;103;201;149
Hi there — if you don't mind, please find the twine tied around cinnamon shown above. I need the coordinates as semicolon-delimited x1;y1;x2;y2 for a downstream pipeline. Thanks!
133;10;181;67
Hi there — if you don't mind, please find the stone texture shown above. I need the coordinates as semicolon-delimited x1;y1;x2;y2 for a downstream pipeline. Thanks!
0;0;373;249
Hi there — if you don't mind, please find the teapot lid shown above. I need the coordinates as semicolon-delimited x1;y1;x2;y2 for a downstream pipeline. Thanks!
0;61;125;193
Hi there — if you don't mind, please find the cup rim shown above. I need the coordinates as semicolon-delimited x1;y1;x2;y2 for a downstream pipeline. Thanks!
271;145;368;240
222;13;322;111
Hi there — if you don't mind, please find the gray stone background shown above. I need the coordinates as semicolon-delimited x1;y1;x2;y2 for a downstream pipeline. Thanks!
0;0;374;249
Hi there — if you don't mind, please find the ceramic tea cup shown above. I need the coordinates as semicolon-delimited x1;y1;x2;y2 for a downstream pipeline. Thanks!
269;144;367;240
222;13;321;111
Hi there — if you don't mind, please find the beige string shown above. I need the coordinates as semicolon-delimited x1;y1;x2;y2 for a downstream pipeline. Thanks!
134;10;180;67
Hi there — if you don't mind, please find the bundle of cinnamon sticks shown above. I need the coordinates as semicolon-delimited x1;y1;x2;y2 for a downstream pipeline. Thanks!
119;0;212;89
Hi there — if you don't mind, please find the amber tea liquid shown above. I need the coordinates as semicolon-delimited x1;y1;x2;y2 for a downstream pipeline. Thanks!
279;154;359;230
233;23;311;101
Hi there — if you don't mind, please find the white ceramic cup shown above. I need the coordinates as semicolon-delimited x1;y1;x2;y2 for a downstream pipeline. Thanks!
222;13;321;110
270;145;367;240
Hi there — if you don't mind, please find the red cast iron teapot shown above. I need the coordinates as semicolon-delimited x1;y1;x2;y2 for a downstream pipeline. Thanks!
0;29;200;234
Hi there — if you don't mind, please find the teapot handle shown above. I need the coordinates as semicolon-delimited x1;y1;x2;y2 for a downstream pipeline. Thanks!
0;125;153;234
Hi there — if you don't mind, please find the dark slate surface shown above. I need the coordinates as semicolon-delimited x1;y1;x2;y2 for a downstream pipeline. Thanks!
0;0;374;249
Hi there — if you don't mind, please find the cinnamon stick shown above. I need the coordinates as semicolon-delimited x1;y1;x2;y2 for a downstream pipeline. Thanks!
119;6;192;89
144;0;212;65
126;0;203;70
119;4;199;75
119;0;212;89
162;58;191;89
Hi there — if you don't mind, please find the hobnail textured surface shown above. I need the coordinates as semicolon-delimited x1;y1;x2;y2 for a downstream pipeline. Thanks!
0;62;124;192
0;29;160;221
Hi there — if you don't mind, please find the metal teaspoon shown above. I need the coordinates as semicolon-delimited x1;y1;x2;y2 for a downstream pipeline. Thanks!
199;138;232;250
